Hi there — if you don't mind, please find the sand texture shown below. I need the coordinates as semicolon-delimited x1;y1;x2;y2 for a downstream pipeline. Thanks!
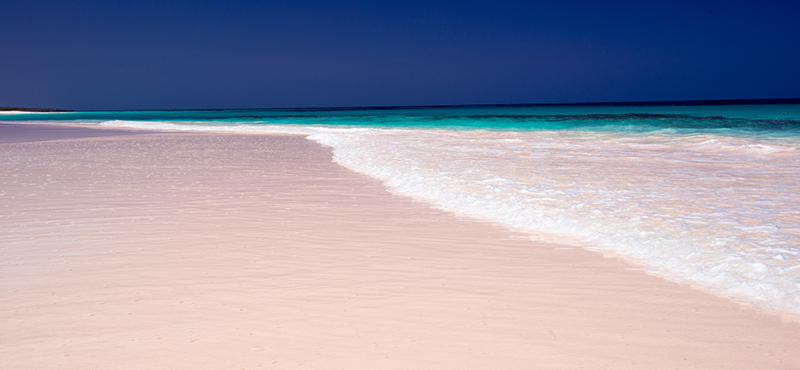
1;127;798;369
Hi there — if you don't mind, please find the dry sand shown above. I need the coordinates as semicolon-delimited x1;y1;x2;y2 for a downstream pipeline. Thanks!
1;125;798;369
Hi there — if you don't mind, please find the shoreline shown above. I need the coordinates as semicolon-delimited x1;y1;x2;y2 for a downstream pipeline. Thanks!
1;124;798;369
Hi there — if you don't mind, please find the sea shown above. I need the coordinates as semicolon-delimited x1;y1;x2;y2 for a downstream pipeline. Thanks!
3;99;800;315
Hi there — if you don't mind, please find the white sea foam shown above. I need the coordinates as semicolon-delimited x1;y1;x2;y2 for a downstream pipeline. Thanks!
0;111;54;115
96;120;800;314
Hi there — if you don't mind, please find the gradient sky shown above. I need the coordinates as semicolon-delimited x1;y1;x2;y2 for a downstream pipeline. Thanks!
2;0;799;110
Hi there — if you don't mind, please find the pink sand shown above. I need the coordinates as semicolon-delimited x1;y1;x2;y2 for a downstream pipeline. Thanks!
1;127;798;369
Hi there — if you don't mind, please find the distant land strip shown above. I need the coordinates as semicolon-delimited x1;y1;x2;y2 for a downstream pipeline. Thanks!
2;97;799;112
0;107;73;112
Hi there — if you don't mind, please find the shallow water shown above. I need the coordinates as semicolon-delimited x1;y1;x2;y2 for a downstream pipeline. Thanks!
4;101;800;314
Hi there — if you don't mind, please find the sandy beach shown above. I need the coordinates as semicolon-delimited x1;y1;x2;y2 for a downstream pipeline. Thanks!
1;124;798;369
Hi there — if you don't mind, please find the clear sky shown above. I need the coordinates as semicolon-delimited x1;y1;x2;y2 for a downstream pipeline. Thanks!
2;0;798;110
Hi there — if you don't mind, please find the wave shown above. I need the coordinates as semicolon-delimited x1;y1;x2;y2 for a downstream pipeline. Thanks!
92;119;800;314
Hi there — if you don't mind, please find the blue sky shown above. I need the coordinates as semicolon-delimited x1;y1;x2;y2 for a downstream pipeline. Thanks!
2;0;798;110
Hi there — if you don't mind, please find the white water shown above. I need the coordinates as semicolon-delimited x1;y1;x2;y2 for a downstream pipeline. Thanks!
98;120;800;314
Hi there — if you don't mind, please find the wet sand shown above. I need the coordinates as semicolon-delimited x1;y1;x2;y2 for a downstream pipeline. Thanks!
0;123;152;144
1;125;798;369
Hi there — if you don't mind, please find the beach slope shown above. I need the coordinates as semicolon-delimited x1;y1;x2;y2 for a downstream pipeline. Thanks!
1;126;798;369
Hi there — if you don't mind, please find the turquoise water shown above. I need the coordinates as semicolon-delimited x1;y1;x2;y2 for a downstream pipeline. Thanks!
4;102;800;138
3;101;800;314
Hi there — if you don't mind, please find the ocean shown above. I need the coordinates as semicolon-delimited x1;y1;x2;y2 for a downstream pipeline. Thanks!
3;99;800;315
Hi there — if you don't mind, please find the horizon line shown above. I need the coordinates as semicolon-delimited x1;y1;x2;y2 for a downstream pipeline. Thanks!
4;97;800;113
